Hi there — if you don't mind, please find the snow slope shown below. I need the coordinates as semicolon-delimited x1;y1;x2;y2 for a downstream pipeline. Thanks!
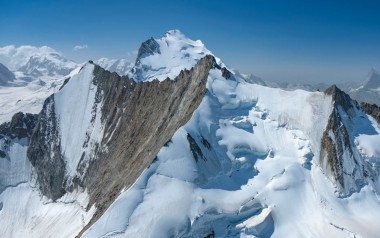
0;183;95;238
82;33;380;237
0;66;96;237
129;29;214;82
0;66;81;124
0;44;82;123
54;63;105;180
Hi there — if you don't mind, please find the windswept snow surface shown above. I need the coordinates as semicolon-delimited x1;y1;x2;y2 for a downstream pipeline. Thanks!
83;62;380;238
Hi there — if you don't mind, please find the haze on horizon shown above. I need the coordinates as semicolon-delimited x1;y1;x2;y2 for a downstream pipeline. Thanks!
1;0;379;85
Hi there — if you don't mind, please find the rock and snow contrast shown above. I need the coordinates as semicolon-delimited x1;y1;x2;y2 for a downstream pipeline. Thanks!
0;30;380;238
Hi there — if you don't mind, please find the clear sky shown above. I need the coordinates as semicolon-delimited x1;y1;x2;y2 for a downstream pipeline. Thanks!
1;0;380;84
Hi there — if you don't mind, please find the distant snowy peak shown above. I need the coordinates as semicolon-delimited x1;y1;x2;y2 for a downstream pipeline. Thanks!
129;29;214;82
95;58;132;76
0;63;16;86
0;45;58;71
364;68;380;90
135;37;161;63
348;68;380;106
18;52;78;77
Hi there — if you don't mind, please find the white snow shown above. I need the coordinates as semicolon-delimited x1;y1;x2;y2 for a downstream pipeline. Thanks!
355;116;380;158
54;63;104;180
0;138;30;191
0;45;58;70
129;29;214;82
83;55;380;237
0;65;82;124
0;64;98;238
0;183;95;238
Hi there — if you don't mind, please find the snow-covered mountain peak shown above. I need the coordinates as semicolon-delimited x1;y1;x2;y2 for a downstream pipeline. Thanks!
364;68;380;89
0;45;58;71
18;51;78;77
164;29;186;38
325;84;353;111
129;30;212;81
348;68;380;105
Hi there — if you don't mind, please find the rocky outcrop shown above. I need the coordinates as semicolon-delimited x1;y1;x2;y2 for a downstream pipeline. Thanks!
320;85;371;196
27;96;66;200
0;111;37;162
0;112;37;140
135;37;161;64
26;55;214;236
360;102;380;124
0;112;37;191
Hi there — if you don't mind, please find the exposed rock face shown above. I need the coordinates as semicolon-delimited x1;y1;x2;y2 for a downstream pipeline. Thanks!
360;102;380;124
132;37;162;81
187;133;207;162
324;85;352;112
0;112;37;191
320;85;372;196
80;55;213;235
135;37;161;64
0;112;37;140
27;55;214;236
27;96;66;200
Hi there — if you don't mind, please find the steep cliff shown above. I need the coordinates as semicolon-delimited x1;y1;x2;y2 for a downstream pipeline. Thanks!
360;101;380;124
27;55;214;235
320;85;377;196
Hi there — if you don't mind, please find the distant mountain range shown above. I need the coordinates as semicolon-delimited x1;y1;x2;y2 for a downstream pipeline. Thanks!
349;69;380;105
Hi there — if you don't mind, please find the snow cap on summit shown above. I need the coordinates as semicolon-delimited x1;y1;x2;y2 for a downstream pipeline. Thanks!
129;30;211;82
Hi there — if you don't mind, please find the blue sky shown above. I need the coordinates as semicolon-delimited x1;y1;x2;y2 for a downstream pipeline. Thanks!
1;0;380;84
